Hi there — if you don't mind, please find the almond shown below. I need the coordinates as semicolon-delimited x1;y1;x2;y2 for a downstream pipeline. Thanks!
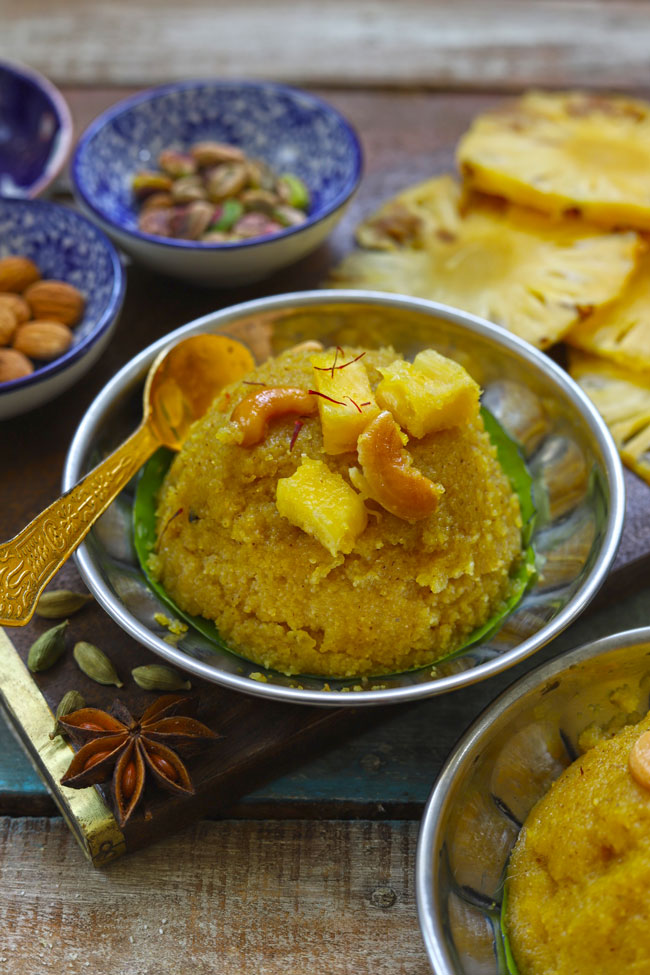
13;320;73;360
0;305;18;346
24;279;85;327
0;255;41;293
0;347;34;382
0;292;31;325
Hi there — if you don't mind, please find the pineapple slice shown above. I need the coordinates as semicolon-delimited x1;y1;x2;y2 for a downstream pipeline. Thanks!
457;91;650;230
330;175;639;349
276;457;368;555
310;350;380;454
375;349;480;438
567;248;650;374
568;348;650;484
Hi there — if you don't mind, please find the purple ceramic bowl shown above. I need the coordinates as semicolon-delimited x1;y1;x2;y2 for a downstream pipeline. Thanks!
0;60;73;199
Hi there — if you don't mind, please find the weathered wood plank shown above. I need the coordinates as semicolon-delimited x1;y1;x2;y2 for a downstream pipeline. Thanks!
0;816;429;975
2;0;650;90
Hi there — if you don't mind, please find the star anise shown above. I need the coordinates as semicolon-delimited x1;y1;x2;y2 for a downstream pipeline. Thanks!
59;695;218;826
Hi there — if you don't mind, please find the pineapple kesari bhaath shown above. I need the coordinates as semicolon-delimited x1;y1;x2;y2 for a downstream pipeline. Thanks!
150;344;522;678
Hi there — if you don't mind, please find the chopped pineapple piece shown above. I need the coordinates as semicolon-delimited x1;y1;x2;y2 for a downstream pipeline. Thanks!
376;349;480;438
568;348;650;484
567;248;650;374
330;175;639;349
457;91;650;230
310;350;380;454
276;457;368;555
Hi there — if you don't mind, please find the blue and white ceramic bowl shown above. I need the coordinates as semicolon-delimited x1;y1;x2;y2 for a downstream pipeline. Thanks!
0;60;73;199
72;80;363;286
0;198;125;420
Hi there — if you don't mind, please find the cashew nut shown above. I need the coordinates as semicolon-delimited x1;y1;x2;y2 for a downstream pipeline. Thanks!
231;386;317;446
356;410;444;520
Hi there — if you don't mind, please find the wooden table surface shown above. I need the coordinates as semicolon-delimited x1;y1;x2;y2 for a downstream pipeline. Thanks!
2;52;650;975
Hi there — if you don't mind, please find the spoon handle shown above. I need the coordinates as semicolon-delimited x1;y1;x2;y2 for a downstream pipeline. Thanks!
0;422;159;627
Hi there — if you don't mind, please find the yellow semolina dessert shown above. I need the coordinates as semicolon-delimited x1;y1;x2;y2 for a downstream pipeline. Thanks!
505;711;650;975
150;344;522;678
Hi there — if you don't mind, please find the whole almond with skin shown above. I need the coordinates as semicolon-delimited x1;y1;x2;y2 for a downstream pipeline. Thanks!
24;280;85;327
0;255;40;292
0;292;31;325
0;347;33;382
13;320;73;360
0;305;18;345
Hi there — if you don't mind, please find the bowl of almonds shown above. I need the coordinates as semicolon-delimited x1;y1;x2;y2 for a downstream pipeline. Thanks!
0;197;125;419
71;79;362;286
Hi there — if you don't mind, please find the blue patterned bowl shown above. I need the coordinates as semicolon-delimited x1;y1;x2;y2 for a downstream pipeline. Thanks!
0;60;73;199
71;80;363;286
0;198;125;419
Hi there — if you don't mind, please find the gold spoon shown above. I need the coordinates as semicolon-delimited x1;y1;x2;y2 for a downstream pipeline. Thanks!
0;333;255;626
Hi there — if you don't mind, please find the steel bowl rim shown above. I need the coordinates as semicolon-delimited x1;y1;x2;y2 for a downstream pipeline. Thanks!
63;288;626;707
415;623;650;974
71;78;363;253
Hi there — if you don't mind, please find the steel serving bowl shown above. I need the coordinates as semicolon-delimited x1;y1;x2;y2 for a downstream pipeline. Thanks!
63;290;624;706
71;80;362;286
416;625;650;974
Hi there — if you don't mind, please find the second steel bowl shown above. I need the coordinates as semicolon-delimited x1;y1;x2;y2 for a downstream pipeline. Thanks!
63;290;624;706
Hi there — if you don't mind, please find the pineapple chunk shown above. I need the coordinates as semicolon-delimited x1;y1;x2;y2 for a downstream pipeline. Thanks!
457;91;650;231
329;174;640;349
376;349;480;438
310;351;380;454
276;457;367;555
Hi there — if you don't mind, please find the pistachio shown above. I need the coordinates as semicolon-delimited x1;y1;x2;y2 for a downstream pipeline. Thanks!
169;200;215;240
158;149;197;178
131;664;192;692
140;191;175;213
239;188;281;214
191;141;246;167
273;204;308;227
132;170;173;199
200;230;231;243
205;162;248;202
277;173;310;210
73;641;123;687
232;212;284;239
211;198;244;231
27;620;68;673
171;174;208;204
36;589;93;619
138;208;173;238
49;690;86;740
246;158;276;191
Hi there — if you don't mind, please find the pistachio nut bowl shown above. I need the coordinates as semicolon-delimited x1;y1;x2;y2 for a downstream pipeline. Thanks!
63;290;624;706
416;626;650;974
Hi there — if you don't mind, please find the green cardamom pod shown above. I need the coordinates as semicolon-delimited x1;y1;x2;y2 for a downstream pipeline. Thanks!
131;664;192;692
73;641;123;687
36;589;93;619
49;690;86;740
27;620;69;673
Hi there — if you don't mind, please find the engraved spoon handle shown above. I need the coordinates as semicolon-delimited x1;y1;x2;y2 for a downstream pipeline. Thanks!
0;422;159;626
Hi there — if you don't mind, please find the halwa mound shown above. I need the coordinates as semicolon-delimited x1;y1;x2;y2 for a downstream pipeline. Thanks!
505;710;650;975
150;344;522;677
